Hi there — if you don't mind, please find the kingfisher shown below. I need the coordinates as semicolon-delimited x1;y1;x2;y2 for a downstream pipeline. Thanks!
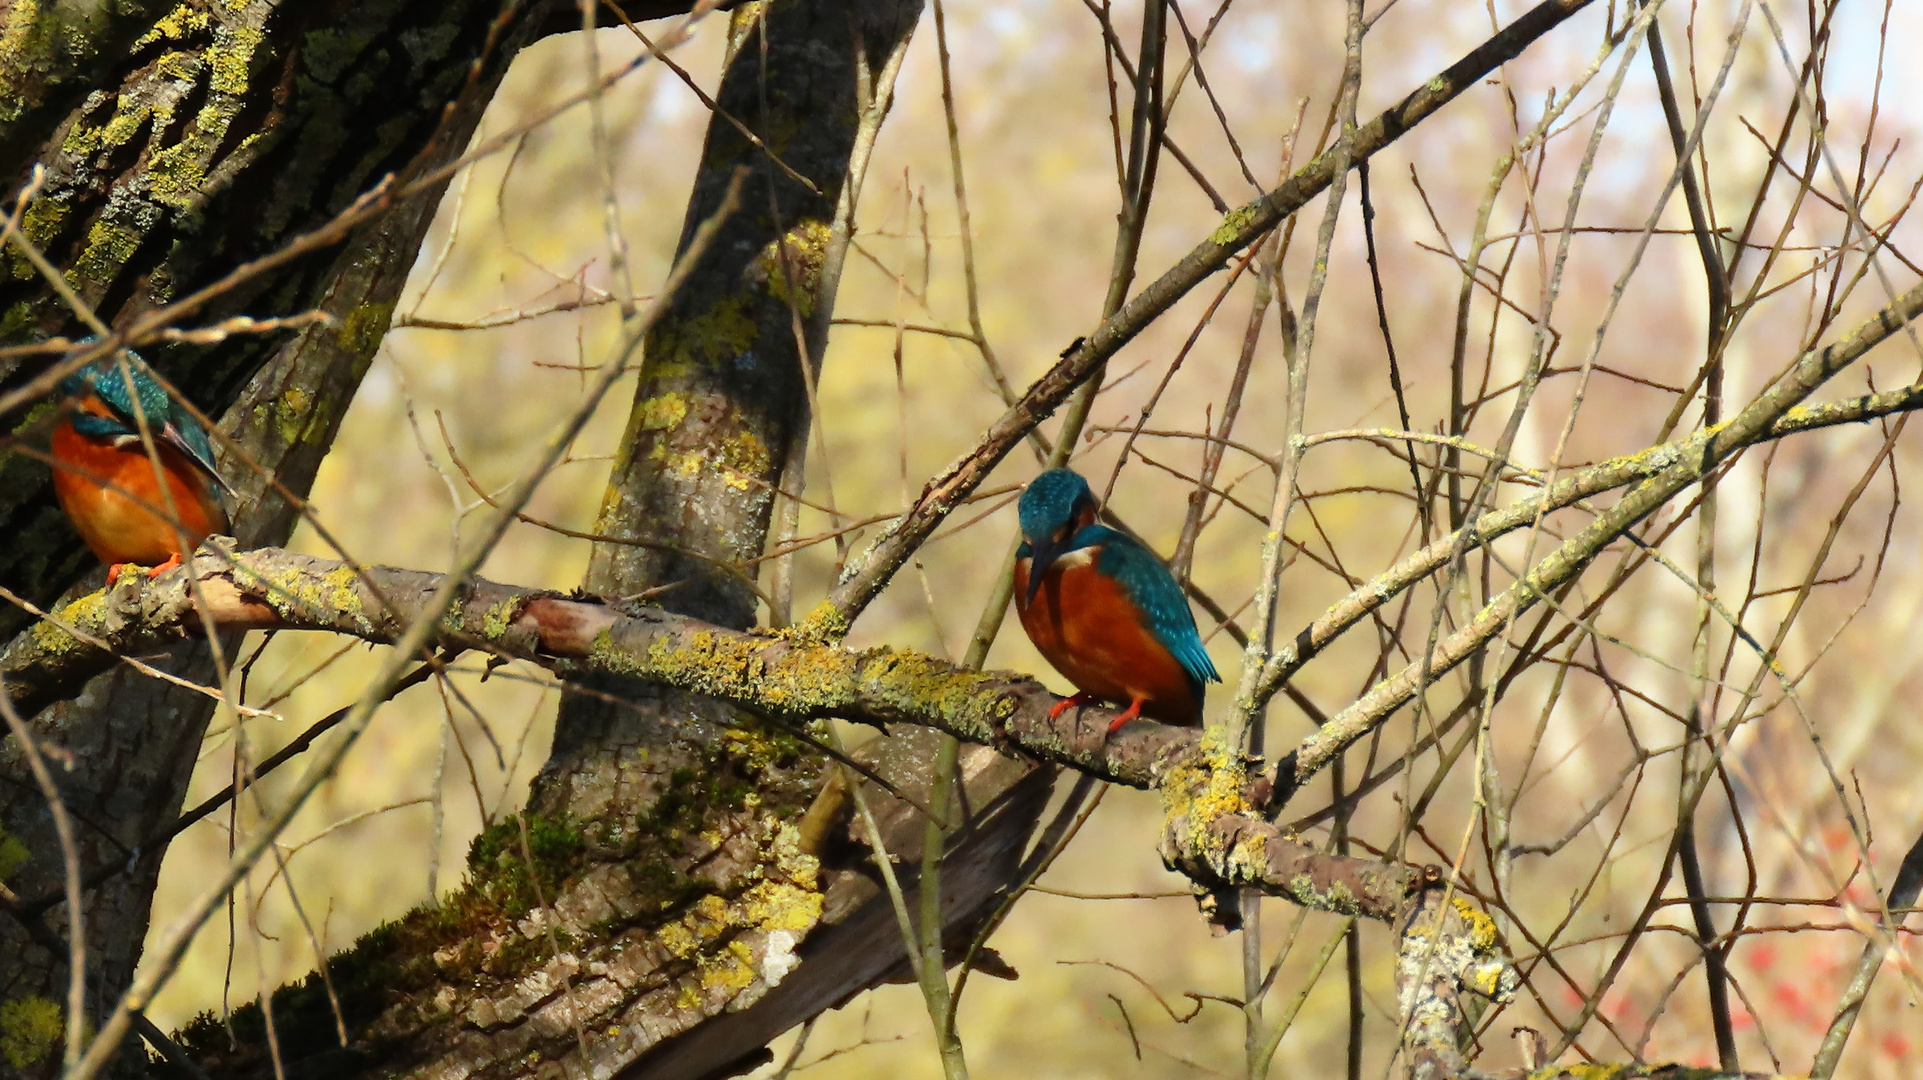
49;350;231;583
1013;468;1220;735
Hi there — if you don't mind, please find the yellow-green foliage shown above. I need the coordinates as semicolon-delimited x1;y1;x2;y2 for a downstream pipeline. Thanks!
0;995;61;1069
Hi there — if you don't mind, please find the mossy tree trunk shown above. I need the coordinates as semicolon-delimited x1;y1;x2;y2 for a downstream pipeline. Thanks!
0;1;632;1077
0;0;1030;1077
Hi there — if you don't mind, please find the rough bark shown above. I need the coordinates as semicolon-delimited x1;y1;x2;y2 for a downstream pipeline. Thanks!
48;0;948;1075
0;2;739;1075
0;9;547;1077
0;0;576;638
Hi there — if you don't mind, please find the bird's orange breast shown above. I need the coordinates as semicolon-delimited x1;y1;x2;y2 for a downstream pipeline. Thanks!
1015;553;1201;725
51;420;228;567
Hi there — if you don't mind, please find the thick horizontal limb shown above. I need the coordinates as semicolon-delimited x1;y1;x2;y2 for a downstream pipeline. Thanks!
0;543;1419;921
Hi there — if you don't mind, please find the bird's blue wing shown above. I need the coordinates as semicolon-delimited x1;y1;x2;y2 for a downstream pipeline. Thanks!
1081;526;1221;687
84;353;227;490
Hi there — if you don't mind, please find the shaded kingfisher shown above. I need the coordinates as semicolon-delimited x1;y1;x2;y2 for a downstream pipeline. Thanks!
50;351;231;582
1013;468;1220;734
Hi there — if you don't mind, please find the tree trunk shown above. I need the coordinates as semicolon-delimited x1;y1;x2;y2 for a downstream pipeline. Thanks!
1;2;563;1077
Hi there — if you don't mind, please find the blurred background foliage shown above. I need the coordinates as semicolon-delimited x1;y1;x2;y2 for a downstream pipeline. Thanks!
143;0;1923;1074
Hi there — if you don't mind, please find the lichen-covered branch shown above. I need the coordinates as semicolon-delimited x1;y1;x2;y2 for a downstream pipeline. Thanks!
0;0;551;638
1283;279;1923;794
1255;377;1923;716
0;544;1192;786
0;547;1426;931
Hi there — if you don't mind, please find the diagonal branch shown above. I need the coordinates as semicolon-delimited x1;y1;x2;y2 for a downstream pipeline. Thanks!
809;0;1598;632
1284;277;1923;793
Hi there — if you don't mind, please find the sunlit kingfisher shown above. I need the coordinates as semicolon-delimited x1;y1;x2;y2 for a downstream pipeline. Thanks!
1013;468;1220;735
50;350;231;582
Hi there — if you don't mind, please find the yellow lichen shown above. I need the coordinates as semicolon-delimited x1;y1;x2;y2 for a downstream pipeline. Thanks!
0;0;55;123
633;628;860;717
0;995;61;1069
1450;895;1499;951
758;219;832;316
147;140;210;209
713;429;770;491
480;598;522;641
1161;727;1253;871
652;294;756;368
637;393;689;432
789;600;852;644
30;591;107;656
274;386;312;445
206;24;263;95
20;199;65;246
72;219;142;283
134;4;215;49
260;564;371;633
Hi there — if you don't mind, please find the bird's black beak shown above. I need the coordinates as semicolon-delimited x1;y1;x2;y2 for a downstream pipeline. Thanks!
1024;532;1065;606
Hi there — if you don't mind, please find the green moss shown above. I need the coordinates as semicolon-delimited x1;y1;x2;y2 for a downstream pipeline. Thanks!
398;24;458;79
1208;204;1259;247
300;26;374;84
272;385;311;444
0;828;28;882
467;813;587;918
0;995;61;1069
339;299;395;357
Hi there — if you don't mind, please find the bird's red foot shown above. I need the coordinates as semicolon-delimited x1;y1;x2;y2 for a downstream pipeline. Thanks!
106;563;134;586
1047;691;1098;722
1104;698;1145;738
147;552;183;578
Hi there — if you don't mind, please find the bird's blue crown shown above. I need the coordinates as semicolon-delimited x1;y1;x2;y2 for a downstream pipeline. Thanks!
1018;468;1096;541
